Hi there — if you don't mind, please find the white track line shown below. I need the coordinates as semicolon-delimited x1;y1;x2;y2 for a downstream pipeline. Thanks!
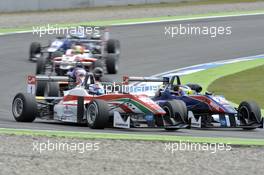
152;54;264;77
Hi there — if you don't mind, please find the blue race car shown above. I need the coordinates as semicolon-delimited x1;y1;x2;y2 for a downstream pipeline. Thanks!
126;75;263;130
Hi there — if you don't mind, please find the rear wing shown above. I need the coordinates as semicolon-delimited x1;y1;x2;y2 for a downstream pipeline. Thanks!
74;25;109;41
120;76;170;96
34;75;69;82
123;75;181;85
27;75;69;95
123;76;169;85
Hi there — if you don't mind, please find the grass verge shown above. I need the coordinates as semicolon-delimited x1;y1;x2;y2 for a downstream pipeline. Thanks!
1;9;264;34
181;58;264;114
208;65;264;109
181;58;264;90
0;128;264;146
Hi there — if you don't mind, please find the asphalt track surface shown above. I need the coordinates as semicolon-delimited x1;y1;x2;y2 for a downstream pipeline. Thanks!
0;14;264;139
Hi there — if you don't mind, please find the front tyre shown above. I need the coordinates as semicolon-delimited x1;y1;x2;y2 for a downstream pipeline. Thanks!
29;42;41;61
162;100;188;131
12;93;37;122
238;101;262;130
105;54;118;74
106;39;120;54
86;99;109;129
36;56;46;75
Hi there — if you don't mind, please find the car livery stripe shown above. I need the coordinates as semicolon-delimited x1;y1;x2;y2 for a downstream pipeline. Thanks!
115;98;163;115
62;95;164;115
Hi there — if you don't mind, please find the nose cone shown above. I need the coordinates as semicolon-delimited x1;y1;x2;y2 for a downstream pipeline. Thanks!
153;106;166;115
136;95;166;115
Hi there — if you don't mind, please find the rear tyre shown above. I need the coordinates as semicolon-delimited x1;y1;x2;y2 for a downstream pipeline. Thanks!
45;82;60;97
86;99;109;129
105;54;118;74
106;39;120;54
36;56;46;75
12;93;37;122
162;100;188;131
93;60;104;71
238;101;262;130
35;81;47;96
29;42;41;61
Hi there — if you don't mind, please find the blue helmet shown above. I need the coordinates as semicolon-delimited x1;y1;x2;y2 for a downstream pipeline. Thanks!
88;84;104;95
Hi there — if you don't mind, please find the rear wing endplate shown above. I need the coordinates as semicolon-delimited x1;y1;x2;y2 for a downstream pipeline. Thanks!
27;75;69;95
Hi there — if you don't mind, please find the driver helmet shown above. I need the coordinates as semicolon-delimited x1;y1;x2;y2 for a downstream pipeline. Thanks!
88;83;105;95
93;67;104;80
179;85;194;96
72;45;84;54
74;68;86;85
75;61;84;68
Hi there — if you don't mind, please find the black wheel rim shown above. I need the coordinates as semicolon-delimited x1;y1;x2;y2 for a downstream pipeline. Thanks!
240;106;250;124
13;98;23;118
87;103;98;125
163;106;172;118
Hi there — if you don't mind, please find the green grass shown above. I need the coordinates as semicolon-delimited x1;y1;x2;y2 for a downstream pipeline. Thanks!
1;9;264;34
181;59;264;90
181;58;264;114
208;65;264;109
0;128;264;146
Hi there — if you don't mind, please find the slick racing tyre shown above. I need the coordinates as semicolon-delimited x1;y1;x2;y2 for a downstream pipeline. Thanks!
35;81;47;96
86;99;109;129
44;82;60;102
93;60;104;71
93;60;104;80
12;93;37;122
29;42;41;61
238;101;262;130
105;54;118;74
162;100;188;131
106;39;120;54
36;56;46;75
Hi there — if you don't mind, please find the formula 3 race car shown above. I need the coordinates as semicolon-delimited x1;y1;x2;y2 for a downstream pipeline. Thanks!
35;46;106;76
12;73;188;130
30;26;120;74
124;76;264;130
